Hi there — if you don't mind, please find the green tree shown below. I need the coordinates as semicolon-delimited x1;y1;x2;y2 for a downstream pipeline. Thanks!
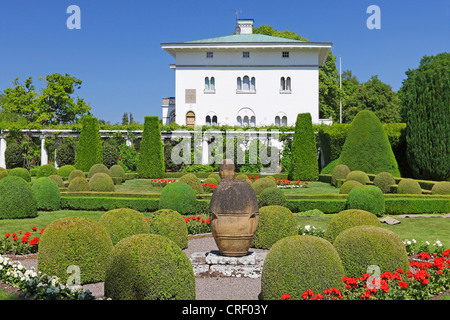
400;52;449;180
1;77;38;123
74;116;103;172
138;116;165;178
252;25;308;41
121;112;129;125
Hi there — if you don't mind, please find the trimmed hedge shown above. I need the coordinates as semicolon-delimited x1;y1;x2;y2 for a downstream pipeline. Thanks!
147;209;188;249
345;170;370;185
88;163;110;179
159;182;198;214
0;176;38;219
99;208;149;245
138;116;165;178
251;177;277;195
48;174;65;188
7;167;31;182
346;185;385;217
397;178;422;194
74;116;103;172
68;169;86;182
31;177;61;211
178;173;203;194
60;196;161;212
89;172;115;192
286;199;347;214
68;176;90;192
258;187;286;207
36;164;58;178
109;165;126;182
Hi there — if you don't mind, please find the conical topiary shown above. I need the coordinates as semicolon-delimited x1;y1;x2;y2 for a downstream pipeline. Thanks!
338;110;400;176
74;116;103;172
137;116;165;178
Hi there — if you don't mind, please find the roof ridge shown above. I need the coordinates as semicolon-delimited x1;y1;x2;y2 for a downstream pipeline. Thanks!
184;33;305;44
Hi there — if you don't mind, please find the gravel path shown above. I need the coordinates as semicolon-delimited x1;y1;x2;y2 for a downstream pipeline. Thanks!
10;235;264;300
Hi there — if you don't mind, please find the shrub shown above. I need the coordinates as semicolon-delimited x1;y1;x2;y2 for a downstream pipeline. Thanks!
102;143;119;169
236;173;252;184
431;181;450;195
159;182;198;214
208;173;221;184
373;171;396;193
138;116;165;178
147;209;188;249
252;205;297;249
89;172;115;192
7;167;31;182
68;169;85;182
333;225;410;277
57;165;76;180
339;180;363;194
203;177;218;185
0;167;7;180
109;164;126;182
251;177;277;195
338;110;400;176
4;143;23;169
397;178;422;194
258;187;286;207
37;217;113;284
48;174;65;188
331;164;350;186
0;176;37;219
346;185;385;217
104;234;195;300
99;208;149;245
323;209;382;243
36;164;57;178
345;170;370;185
291;113;319;181
320;158;339;175
88;163;110;178
31;177;61;211
74;116;103;172
68;176;90;192
261;235;344;300
178;173;203;194
294;209;325;217
55;139;76;167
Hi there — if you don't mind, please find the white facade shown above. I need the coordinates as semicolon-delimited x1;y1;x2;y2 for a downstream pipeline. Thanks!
161;19;332;127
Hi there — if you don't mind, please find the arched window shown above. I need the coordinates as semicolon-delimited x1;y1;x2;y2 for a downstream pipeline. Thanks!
243;116;249;127
237;116;242;126
275;116;280;126
237;77;242;91
243;76;250;91
205;115;211;126
282;116;287;126
250;116;256;127
210;77;215;91
286;77;291;91
280;77;286;91
212;115;217;126
250;77;256;91
205;77;210;91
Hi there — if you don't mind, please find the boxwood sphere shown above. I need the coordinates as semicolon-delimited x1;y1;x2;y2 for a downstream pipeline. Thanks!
251;177;277;195
432;181;450;195
68;169;85;182
147;209;188;249
37;216;114;284
7;167;31;182
324;209;382;243
339;180;363;194
88;163;110;178
261;235;344;300
104;233;195;300
251;205;297;249
0;167;8;180
159;182;198;214
99;208;149;245
346;185;385;217
89;172;115;192
0;175;37;219
345;170;370;185
333;225;410;277
31;177;61;211
373;171;396;193
48;174;65;188
397;178;422;194
36;164;58;178
332;164;350;186
258;187;287;208
203;177;218;185
109;164;126;181
57;165;76;180
208;173;221;183
68;176;90;192
178;173;203;194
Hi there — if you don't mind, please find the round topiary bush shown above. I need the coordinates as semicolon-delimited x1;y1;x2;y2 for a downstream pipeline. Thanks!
31;177;61;211
38;216;113;284
57;165;76;180
261;235;344;300
251;177;277;195
68;176;90;192
208;173;221;184
373;171;396;193
147;209;188;249
397;178;422;194
339;180;363;194
323;209;383;243
333;225;410;277
178;173;203;194
89;172;115;192
36;164;57;178
104;233;195;300
159;182;198;214
99;208;149;245
258;187;286;207
251;205;297;249
431;181;450;195
203;177;218;185
7;167;31;182
236;173;252;184
88;163;110;178
0;167;8;180
109;164;126;182
68;169;85;182
332;164;350;186
4;143;24;169
346;185;385;217
48;174;65;188
0;176;37;219
345;170;370;185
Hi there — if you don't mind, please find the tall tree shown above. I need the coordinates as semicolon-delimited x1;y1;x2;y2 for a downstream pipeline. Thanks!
122;112;129;125
138;116;165;178
1;77;38;123
74;116;103;172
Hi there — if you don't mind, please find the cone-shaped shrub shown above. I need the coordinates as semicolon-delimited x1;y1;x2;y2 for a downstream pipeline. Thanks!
291;113;319;181
138;116;165;178
74;116;103;172
338;110;400;176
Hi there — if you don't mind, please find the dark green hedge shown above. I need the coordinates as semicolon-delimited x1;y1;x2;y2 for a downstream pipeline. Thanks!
138;116;165;178
74;116;103;172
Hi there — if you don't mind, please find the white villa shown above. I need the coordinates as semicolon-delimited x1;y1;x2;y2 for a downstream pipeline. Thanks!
161;19;332;127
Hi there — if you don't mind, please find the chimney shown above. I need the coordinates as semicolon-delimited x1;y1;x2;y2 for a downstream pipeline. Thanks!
235;19;254;35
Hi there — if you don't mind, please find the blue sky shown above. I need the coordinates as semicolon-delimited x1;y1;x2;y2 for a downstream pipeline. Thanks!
0;0;448;124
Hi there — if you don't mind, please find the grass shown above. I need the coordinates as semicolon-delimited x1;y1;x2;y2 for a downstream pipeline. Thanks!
0;288;19;300
280;181;340;194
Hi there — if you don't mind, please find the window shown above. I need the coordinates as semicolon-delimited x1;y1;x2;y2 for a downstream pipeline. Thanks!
205;115;211;126
237;116;242;126
251;77;256;91
205;77;210;91
280;77;291;93
282;51;289;58
243;116;249;127
243;76;250;91
206;52;213;58
243;52;250;58
250;116;256;127
204;77;215;93
275;116;280;126
186;111;195;127
237;76;255;93
237;77;242;91
212;115;217;126
281;116;287;126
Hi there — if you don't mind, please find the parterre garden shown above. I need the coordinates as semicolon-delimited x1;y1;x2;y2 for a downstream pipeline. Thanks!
0;106;449;300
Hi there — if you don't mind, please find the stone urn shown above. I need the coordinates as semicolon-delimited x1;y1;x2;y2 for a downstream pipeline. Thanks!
209;159;259;257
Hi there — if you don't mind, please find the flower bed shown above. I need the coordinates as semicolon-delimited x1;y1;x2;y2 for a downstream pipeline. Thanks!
149;178;176;187
275;178;309;189
184;215;211;235
1;227;45;255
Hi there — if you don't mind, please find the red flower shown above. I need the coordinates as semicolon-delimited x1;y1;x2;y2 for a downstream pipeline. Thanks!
21;236;29;243
301;290;314;300
310;294;324;300
24;232;31;237
39;228;45;235
12;233;17;238
4;233;10;238
418;252;431;260
201;219;206;224
29;237;39;246
398;281;408;290
206;217;210;224
32;226;37;232
281;293;291;300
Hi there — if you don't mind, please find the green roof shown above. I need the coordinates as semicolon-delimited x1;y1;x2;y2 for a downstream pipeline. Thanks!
185;34;305;44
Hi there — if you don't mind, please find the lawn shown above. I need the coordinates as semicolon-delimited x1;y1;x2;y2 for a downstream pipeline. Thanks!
0;288;19;300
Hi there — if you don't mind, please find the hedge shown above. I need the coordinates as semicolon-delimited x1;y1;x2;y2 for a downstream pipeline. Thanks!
138;116;165;178
74;116;103;172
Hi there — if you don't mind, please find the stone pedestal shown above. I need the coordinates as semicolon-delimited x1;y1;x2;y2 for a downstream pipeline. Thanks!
189;250;267;278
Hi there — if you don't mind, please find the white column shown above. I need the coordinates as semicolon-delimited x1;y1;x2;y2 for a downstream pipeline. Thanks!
0;136;6;169
40;136;48;166
201;136;209;165
125;137;133;147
